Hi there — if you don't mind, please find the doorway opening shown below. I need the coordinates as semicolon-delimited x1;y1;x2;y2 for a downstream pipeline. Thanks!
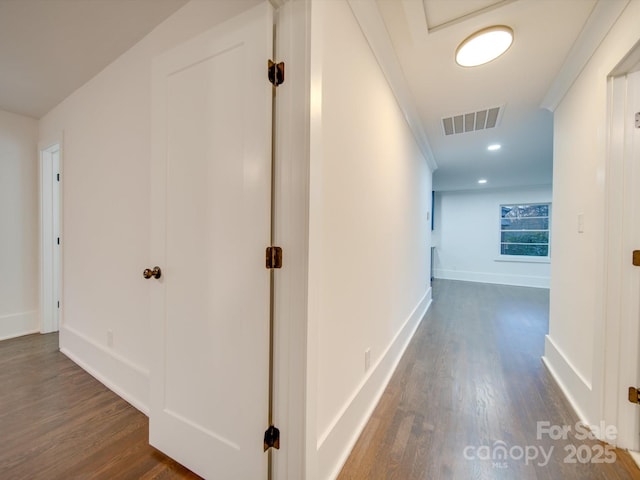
40;143;61;334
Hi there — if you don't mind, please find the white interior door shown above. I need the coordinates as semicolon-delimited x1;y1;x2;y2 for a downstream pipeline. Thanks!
616;67;640;453
149;3;273;478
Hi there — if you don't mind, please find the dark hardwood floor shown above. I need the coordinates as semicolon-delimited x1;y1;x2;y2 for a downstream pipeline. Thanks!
338;280;640;480
0;332;199;480
4;281;640;479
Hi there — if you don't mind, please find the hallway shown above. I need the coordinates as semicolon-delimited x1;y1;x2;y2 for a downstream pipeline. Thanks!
339;280;640;479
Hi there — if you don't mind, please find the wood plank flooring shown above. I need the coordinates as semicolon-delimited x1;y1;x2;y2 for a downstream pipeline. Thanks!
0;332;200;479
3;281;640;479
338;280;640;480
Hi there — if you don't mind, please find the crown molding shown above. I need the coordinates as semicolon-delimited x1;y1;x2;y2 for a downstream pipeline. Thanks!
347;0;438;171
541;0;630;112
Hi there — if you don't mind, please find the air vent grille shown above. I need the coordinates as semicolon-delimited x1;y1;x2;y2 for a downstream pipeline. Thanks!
442;106;502;136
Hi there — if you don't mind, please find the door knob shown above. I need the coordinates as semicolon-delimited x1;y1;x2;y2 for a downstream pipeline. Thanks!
143;266;162;279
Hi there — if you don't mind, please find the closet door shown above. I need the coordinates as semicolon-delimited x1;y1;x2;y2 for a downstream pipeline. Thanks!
149;3;273;478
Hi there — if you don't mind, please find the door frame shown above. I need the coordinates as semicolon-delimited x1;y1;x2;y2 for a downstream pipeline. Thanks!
146;2;314;478
39;140;63;334
603;41;640;452
271;1;311;478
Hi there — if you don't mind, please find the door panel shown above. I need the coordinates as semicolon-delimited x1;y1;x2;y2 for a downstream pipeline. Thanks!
149;3;273;478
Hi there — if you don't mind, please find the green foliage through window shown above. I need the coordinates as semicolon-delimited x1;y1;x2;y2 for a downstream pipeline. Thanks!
500;203;550;257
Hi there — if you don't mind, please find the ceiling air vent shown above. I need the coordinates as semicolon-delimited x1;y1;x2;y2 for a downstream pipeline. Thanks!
442;106;503;136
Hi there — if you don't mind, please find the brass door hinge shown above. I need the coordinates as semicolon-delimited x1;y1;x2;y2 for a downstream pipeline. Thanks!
264;425;280;451
266;246;282;269
268;60;284;87
629;387;640;404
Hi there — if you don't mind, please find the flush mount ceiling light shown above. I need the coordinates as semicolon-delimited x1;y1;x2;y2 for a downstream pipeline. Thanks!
455;26;513;67
478;179;488;184
488;143;501;151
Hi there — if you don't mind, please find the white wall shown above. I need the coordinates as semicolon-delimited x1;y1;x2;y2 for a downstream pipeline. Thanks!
544;0;640;432
434;186;552;288
38;0;262;412
0;109;39;340
306;1;433;478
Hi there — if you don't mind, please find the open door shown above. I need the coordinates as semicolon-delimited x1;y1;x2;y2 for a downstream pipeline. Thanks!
149;3;274;478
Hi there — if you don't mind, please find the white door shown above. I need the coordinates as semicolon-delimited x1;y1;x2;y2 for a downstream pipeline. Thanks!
149;3;274;479
629;68;640;453
614;67;640;453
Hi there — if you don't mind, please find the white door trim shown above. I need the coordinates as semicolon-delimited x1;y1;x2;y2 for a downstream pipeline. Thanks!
272;2;311;479
603;46;640;451
39;141;62;334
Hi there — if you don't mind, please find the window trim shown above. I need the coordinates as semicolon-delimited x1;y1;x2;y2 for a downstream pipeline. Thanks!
494;256;551;264
498;202;551;260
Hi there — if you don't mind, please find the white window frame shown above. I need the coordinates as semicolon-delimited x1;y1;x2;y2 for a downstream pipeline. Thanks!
497;202;551;262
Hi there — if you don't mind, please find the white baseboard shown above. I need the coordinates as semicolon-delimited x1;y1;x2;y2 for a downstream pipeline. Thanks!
434;269;549;288
0;310;39;341
318;288;433;480
60;325;150;415
542;335;592;428
629;451;640;470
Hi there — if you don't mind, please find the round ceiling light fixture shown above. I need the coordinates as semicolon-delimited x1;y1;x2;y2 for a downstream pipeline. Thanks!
455;25;514;67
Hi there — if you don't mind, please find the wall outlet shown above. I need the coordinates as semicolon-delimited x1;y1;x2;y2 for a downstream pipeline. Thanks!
577;213;584;233
107;330;114;348
364;348;371;372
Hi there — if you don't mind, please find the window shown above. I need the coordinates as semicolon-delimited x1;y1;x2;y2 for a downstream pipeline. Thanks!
500;203;550;257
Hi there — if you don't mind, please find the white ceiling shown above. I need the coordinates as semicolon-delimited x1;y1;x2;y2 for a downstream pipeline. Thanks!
377;0;598;191
0;0;188;119
0;0;612;191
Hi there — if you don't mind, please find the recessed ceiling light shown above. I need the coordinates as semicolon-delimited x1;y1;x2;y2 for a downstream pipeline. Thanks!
488;144;501;151
456;26;514;67
478;179;488;184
